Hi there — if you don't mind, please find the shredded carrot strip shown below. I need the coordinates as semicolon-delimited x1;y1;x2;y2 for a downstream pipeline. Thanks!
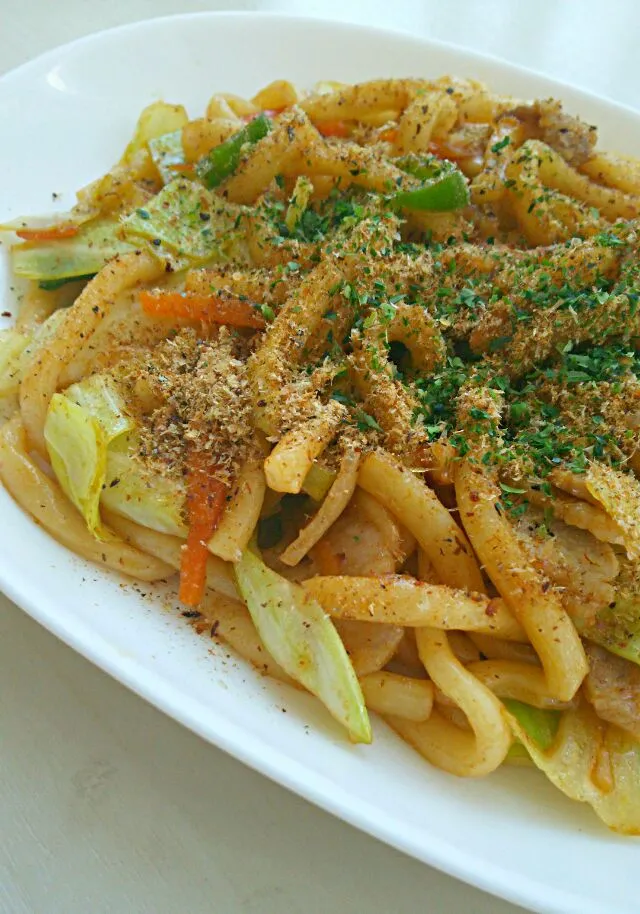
428;140;468;162
179;452;227;606
16;224;79;241
378;126;398;144
316;120;351;138
139;290;266;329
168;162;196;173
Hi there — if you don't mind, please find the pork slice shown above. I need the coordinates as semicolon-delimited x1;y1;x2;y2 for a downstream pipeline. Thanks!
584;642;640;740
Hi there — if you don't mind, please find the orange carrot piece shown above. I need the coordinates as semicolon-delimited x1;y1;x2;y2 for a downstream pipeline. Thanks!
139;290;266;329
179;453;227;606
316;120;351;138
378;126;398;144
16;224;80;241
168;162;196;173
428;140;468;162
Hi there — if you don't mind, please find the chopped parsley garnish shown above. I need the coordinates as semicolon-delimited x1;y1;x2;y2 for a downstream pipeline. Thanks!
595;230;625;247
355;409;383;433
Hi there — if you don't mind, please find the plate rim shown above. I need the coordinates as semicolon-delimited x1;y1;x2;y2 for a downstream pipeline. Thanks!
3;7;640;120
1;13;638;914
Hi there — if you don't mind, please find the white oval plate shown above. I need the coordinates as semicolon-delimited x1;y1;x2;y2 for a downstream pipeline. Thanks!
1;14;638;914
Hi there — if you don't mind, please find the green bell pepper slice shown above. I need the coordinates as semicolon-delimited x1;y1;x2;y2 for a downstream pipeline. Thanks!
391;154;470;212
196;113;272;189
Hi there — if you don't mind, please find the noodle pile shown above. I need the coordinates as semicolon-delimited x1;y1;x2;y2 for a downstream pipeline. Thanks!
3;75;640;832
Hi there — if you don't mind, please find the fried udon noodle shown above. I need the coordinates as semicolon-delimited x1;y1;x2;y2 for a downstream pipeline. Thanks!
3;76;640;832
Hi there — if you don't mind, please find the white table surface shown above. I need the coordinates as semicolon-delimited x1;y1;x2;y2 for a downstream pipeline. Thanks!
1;2;638;912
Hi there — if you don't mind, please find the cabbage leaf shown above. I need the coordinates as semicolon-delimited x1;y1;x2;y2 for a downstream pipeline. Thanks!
66;374;136;440
12;218;134;282
302;462;336;502
234;546;371;743
101;443;187;537
0;330;30;397
44;375;134;539
149;130;186;186
121;178;250;266
586;462;640;560
46;368;189;538
579;596;640;667
505;699;640;834
121;101;188;165
503;699;560;751
45;394;108;538
5;103;188;283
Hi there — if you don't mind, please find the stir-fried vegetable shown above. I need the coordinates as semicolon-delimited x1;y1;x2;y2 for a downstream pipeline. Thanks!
234;546;371;743
316;120;351;138
44;372;190;539
38;274;97;291
45;396;108;538
392;170;469;211
586;462;640;561
0;330;30;397
285;175;314;233
580;596;640;667
11;218;134;282
179;451;228;606
122;179;249;265
148;129;187;185
101;443;187;536
195;112;272;188
387;153;470;211
43;376;134;539
16;224;79;241
391;154;470;212
67;374;136;439
506;700;640;834
301;462;337;502
139;290;266;328
121;100;189;165
503;699;561;751
71;100;189;222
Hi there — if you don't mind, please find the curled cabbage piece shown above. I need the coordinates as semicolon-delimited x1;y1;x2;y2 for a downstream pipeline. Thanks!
574;552;640;669
43;375;134;539
66;374;136;439
121;101;189;165
12;219;134;282
76;100;190;218
0;330;30;397
149;130;187;186
122;178;250;266
506;699;640;834
45;395;108;539
301;461;336;502
586;463;640;561
504;699;561;750
234;546;371;743
588;598;640;666
43;371;191;539
101;442;187;537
